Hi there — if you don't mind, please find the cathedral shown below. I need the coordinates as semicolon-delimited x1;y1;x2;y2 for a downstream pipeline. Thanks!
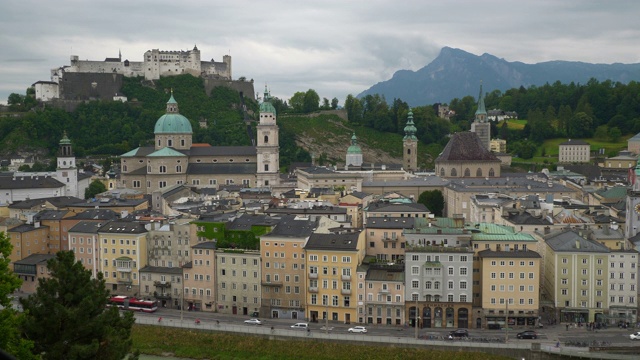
119;88;279;194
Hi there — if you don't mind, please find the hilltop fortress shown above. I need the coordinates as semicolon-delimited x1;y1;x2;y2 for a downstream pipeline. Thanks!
33;45;253;106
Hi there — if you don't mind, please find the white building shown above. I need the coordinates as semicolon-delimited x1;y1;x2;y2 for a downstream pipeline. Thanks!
558;139;591;163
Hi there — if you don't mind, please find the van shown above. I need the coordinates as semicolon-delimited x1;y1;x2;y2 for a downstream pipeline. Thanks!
290;323;309;329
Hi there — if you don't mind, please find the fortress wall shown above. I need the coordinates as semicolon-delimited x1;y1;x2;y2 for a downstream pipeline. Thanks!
203;78;255;100
58;73;123;101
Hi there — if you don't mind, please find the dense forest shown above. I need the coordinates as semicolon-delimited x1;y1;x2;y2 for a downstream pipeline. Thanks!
3;75;640;171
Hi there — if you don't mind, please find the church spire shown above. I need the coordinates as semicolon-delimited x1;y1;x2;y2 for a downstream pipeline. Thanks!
403;109;417;140
475;81;487;122
166;89;179;114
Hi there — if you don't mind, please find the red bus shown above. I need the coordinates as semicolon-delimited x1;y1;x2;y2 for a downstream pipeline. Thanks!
108;296;158;313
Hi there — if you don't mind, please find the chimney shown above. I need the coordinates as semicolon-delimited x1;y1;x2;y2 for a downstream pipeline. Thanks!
575;240;580;249
544;226;550;235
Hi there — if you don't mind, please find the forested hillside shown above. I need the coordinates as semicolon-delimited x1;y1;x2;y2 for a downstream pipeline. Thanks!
3;76;640;172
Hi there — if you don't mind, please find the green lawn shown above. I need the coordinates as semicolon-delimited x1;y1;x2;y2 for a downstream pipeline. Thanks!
132;325;511;360
537;136;631;157
498;119;527;130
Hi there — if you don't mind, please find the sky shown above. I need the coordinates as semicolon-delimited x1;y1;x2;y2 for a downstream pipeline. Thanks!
1;0;639;106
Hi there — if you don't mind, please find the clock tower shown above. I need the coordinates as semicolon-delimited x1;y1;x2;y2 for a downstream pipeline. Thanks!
625;160;640;237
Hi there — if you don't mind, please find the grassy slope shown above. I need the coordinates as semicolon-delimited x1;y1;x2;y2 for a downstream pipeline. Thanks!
278;114;434;167
132;325;510;360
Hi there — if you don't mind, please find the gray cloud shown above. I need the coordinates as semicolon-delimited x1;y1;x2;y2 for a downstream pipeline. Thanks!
1;0;639;105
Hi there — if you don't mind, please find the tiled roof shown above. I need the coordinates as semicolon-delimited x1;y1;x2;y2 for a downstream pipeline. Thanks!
559;139;589;145
265;215;318;237
305;231;362;251
187;163;256;175
435;132;500;162
478;249;541;258
545;229;610;252
366;217;415;229
188;146;256;156
0;176;65;189
69;220;106;233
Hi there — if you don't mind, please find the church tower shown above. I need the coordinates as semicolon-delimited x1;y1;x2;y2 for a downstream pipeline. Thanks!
471;82;491;151
56;131;78;197
346;133;363;167
256;86;280;188
403;109;418;172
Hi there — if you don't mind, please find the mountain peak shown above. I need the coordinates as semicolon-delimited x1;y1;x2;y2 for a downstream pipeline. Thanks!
358;47;640;107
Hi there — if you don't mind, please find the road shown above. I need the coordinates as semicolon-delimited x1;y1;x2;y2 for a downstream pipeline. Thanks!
137;307;639;347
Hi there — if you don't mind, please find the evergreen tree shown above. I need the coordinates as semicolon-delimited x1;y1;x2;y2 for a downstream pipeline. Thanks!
0;232;36;359
20;251;137;360
417;190;444;217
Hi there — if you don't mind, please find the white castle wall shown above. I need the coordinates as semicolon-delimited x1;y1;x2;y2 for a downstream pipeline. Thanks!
42;47;232;99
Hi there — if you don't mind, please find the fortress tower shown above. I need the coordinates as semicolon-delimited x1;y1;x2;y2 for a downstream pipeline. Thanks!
403;109;418;172
256;86;280;187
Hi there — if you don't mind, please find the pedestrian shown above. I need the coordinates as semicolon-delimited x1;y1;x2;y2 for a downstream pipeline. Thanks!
555;341;560;348
566;324;568;331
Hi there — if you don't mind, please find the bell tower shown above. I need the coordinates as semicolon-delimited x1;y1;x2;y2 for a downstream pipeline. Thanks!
256;86;280;188
471;82;491;151
56;131;79;197
403;109;418;172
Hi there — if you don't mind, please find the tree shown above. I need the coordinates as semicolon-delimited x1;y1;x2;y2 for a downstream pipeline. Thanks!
20;251;137;360
0;232;36;359
417;190;444;217
609;127;622;142
302;89;320;113
321;97;330;110
331;97;339;110
289;91;306;113
84;180;107;199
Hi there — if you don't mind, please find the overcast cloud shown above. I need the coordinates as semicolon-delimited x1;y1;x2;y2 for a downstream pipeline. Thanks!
1;0;639;105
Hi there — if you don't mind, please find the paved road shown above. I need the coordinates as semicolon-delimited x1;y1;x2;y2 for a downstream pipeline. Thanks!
139;307;639;347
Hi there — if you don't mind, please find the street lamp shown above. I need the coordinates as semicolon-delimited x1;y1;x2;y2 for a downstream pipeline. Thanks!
414;296;419;339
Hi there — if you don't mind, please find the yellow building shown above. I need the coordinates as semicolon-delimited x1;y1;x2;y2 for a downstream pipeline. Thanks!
7;223;50;264
98;221;148;295
542;229;610;324
260;216;316;320
305;230;366;324
478;250;541;329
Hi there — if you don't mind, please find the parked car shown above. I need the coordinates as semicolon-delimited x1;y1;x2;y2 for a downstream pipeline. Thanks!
290;323;309;329
244;318;262;325
630;331;640;340
448;329;469;338
516;330;538;339
348;326;367;333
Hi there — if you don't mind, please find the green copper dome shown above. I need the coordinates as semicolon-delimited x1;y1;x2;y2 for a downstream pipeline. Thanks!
154;94;193;134
347;133;362;154
403;109;417;140
259;85;277;115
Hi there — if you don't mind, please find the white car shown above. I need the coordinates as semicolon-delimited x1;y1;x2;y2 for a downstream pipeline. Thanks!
630;331;640;340
244;318;262;325
290;323;309;329
348;326;367;333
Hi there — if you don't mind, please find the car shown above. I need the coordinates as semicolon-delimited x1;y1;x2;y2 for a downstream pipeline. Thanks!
290;323;309;329
516;330;538;339
348;326;367;333
448;329;469;338
630;331;640;340
244;318;262;325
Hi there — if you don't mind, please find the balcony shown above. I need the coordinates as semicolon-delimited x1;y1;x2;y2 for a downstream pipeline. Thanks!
379;288;390;294
154;281;171;288
154;291;172;300
308;272;318;279
308;286;318;293
341;274;351;281
341;289;351;295
381;236;398;242
261;281;283;287
117;266;132;273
